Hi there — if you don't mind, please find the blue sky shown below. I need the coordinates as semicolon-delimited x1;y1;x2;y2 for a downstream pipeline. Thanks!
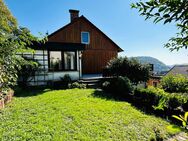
5;0;188;65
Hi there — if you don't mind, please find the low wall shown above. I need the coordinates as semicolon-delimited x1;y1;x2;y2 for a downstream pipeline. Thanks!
0;90;14;109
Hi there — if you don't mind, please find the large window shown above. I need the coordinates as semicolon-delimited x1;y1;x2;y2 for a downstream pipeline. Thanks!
49;51;62;71
49;51;76;71
64;52;76;70
81;32;90;44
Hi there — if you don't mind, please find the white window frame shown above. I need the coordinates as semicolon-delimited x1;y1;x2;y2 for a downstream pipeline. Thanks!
81;32;90;44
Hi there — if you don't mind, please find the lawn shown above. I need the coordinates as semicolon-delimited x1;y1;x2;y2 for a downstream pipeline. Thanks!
0;89;179;141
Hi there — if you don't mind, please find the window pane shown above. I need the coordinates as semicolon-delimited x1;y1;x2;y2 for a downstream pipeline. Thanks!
49;51;62;71
64;52;76;70
81;32;89;44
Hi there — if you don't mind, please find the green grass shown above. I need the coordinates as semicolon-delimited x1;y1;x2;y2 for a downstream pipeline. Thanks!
0;89;179;140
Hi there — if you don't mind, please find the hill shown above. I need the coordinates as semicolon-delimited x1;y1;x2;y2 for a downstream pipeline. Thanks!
132;56;170;73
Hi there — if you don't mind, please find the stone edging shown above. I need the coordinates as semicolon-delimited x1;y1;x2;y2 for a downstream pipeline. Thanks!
0;90;14;109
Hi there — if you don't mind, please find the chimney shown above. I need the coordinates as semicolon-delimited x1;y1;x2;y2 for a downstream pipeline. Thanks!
69;9;79;22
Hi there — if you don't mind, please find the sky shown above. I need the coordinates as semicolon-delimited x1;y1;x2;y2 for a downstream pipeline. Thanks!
4;0;188;65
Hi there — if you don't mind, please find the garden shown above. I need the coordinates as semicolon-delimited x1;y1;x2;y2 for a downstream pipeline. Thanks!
1;56;187;140
101;57;188;133
0;88;183;140
0;0;188;140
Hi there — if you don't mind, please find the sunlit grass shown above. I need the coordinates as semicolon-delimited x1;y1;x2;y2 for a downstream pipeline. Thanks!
0;89;178;140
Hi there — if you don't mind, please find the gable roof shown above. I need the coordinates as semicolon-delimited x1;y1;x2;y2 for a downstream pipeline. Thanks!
48;15;123;52
166;65;188;77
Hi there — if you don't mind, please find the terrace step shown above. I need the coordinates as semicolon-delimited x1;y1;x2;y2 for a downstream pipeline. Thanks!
78;78;103;89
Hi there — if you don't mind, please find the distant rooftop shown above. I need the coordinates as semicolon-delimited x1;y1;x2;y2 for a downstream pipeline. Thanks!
166;65;188;77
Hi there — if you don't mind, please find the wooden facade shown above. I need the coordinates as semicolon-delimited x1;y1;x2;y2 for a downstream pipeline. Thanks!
48;13;123;74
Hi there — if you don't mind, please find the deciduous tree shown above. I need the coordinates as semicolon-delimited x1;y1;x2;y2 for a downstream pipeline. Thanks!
105;57;150;84
0;0;44;90
131;0;188;51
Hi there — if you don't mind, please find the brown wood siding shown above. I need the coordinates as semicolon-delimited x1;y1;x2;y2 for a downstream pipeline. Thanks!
48;18;119;74
82;50;117;74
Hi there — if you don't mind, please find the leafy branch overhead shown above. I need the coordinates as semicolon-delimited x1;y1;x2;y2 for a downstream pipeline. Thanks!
0;0;46;90
131;0;188;51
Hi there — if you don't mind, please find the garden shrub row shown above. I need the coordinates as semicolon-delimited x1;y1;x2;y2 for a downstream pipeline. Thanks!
134;87;188;114
68;82;86;89
101;76;188;119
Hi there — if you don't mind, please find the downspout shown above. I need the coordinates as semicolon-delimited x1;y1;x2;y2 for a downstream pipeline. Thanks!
79;51;82;79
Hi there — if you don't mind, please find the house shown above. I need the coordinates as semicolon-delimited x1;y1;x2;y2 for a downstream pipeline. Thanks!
20;10;123;85
48;10;123;74
146;64;162;87
147;75;162;87
165;65;188;77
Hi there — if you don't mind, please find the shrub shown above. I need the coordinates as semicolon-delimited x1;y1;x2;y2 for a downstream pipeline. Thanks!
102;81;111;91
104;57;150;84
134;87;168;110
168;93;187;110
17;59;39;87
60;74;72;88
172;111;188;130
102;76;133;98
68;82;86;89
160;74;188;93
134;86;188;112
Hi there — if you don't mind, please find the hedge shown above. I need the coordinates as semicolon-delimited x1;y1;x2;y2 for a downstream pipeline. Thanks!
134;87;188;114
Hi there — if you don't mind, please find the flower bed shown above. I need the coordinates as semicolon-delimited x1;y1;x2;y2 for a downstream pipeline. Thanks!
0;90;14;109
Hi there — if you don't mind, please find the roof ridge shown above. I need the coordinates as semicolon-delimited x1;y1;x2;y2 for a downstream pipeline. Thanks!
174;65;188;67
47;15;123;52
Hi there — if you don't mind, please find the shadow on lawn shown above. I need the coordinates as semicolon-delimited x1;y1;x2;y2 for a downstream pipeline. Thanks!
92;89;169;119
91;89;117;101
14;86;52;97
93;90;187;127
92;89;132;102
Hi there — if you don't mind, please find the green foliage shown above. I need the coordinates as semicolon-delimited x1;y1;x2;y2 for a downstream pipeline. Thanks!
104;57;150;84
17;59;39;87
166;125;182;135
102;76;133;98
131;0;188;51
0;88;10;100
134;87;167;110
0;0;17;40
0;27;43;90
160;74;188;93
172;112;188;130
134;86;188;112
61;74;72;83
101;81;111;91
68;82;86;89
0;89;174;140
0;0;45;91
59;74;72;88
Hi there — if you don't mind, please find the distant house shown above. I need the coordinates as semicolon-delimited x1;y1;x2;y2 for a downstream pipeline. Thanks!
147;75;162;87
147;65;188;87
20;9;123;85
165;65;188;77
